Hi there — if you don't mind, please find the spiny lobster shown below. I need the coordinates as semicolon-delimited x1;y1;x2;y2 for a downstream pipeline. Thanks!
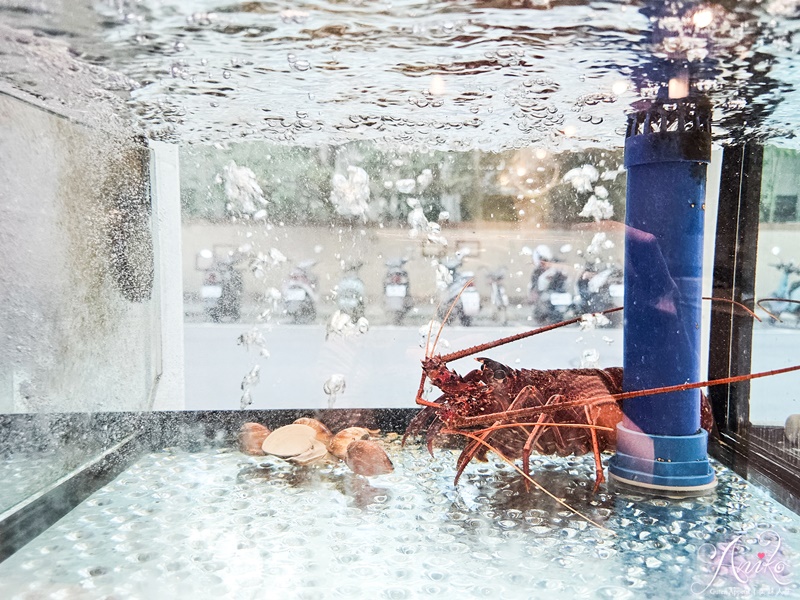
404;304;800;497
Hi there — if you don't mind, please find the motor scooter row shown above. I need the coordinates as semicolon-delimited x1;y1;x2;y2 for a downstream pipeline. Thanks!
526;244;623;326
280;258;417;325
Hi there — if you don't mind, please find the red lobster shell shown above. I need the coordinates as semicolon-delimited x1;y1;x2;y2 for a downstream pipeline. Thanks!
406;353;715;490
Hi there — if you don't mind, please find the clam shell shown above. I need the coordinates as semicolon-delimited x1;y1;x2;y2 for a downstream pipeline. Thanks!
345;440;394;476
261;424;316;457
289;439;330;466
238;423;271;456
293;417;333;445
328;427;371;460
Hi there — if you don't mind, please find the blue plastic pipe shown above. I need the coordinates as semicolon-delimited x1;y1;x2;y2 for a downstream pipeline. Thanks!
608;102;716;492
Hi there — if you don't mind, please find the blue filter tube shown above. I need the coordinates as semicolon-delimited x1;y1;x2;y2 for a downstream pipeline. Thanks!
608;99;716;493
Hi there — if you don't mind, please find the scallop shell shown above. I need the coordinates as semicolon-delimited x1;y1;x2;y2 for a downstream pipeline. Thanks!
328;427;371;460
238;422;271;456
345;440;394;476
293;417;333;445
261;424;316;457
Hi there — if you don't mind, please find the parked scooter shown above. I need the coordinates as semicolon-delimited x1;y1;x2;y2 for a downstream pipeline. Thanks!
574;262;624;326
336;260;366;321
766;260;800;325
487;268;510;325
201;260;243;322
437;256;481;326
527;245;572;325
384;258;413;325
282;260;318;324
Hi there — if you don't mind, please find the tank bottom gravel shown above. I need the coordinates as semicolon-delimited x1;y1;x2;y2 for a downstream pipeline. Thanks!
1;436;798;599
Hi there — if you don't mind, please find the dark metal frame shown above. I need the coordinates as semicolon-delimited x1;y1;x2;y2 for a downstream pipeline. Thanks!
708;143;800;513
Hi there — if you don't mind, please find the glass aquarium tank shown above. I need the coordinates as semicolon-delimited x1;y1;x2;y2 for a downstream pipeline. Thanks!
1;0;799;598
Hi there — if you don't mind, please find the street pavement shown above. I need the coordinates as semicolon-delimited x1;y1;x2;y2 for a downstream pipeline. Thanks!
184;321;799;425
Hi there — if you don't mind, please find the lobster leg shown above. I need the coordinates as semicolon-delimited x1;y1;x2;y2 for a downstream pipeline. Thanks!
425;419;446;457
518;413;551;491
584;404;605;492
452;387;534;485
453;432;491;485
513;389;556;480
402;400;443;446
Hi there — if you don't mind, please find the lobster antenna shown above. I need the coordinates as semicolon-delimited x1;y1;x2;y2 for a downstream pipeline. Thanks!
756;297;800;322
425;300;442;358
701;296;761;322
610;362;800;403
438;307;623;365
431;278;474;357
425;296;446;359
437;296;762;365
756;299;781;321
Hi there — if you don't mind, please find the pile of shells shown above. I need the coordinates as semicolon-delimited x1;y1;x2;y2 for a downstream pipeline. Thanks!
237;418;394;477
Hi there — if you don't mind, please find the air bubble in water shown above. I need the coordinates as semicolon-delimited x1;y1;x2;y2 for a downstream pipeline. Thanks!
240;365;260;409
395;179;416;194
323;374;346;408
326;311;369;339
581;349;600;368
578;195;613;222
237;328;267;353
293;59;311;72
562;165;598;193
586;232;607;256
330;166;370;219
419;321;448;353
579;313;610;330
221;161;266;215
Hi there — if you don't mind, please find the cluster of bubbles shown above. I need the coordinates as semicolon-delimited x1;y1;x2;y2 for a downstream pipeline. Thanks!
220;158;377;411
562;159;625;367
212;160;283;409
326;311;369;340
72;0;795;148
218;161;267;217
407;199;448;247
330;166;370;220
562;164;615;222
3;0;799;150
322;373;347;408
418;320;449;356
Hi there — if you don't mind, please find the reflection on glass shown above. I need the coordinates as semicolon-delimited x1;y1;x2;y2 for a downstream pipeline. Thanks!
181;144;627;411
752;146;800;430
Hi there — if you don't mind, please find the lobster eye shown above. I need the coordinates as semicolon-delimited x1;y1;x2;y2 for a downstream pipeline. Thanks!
493;369;506;380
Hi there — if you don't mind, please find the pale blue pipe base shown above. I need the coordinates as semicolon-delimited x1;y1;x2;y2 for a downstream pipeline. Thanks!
607;423;716;494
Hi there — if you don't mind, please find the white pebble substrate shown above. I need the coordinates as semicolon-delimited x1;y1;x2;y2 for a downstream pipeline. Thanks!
1;437;799;600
